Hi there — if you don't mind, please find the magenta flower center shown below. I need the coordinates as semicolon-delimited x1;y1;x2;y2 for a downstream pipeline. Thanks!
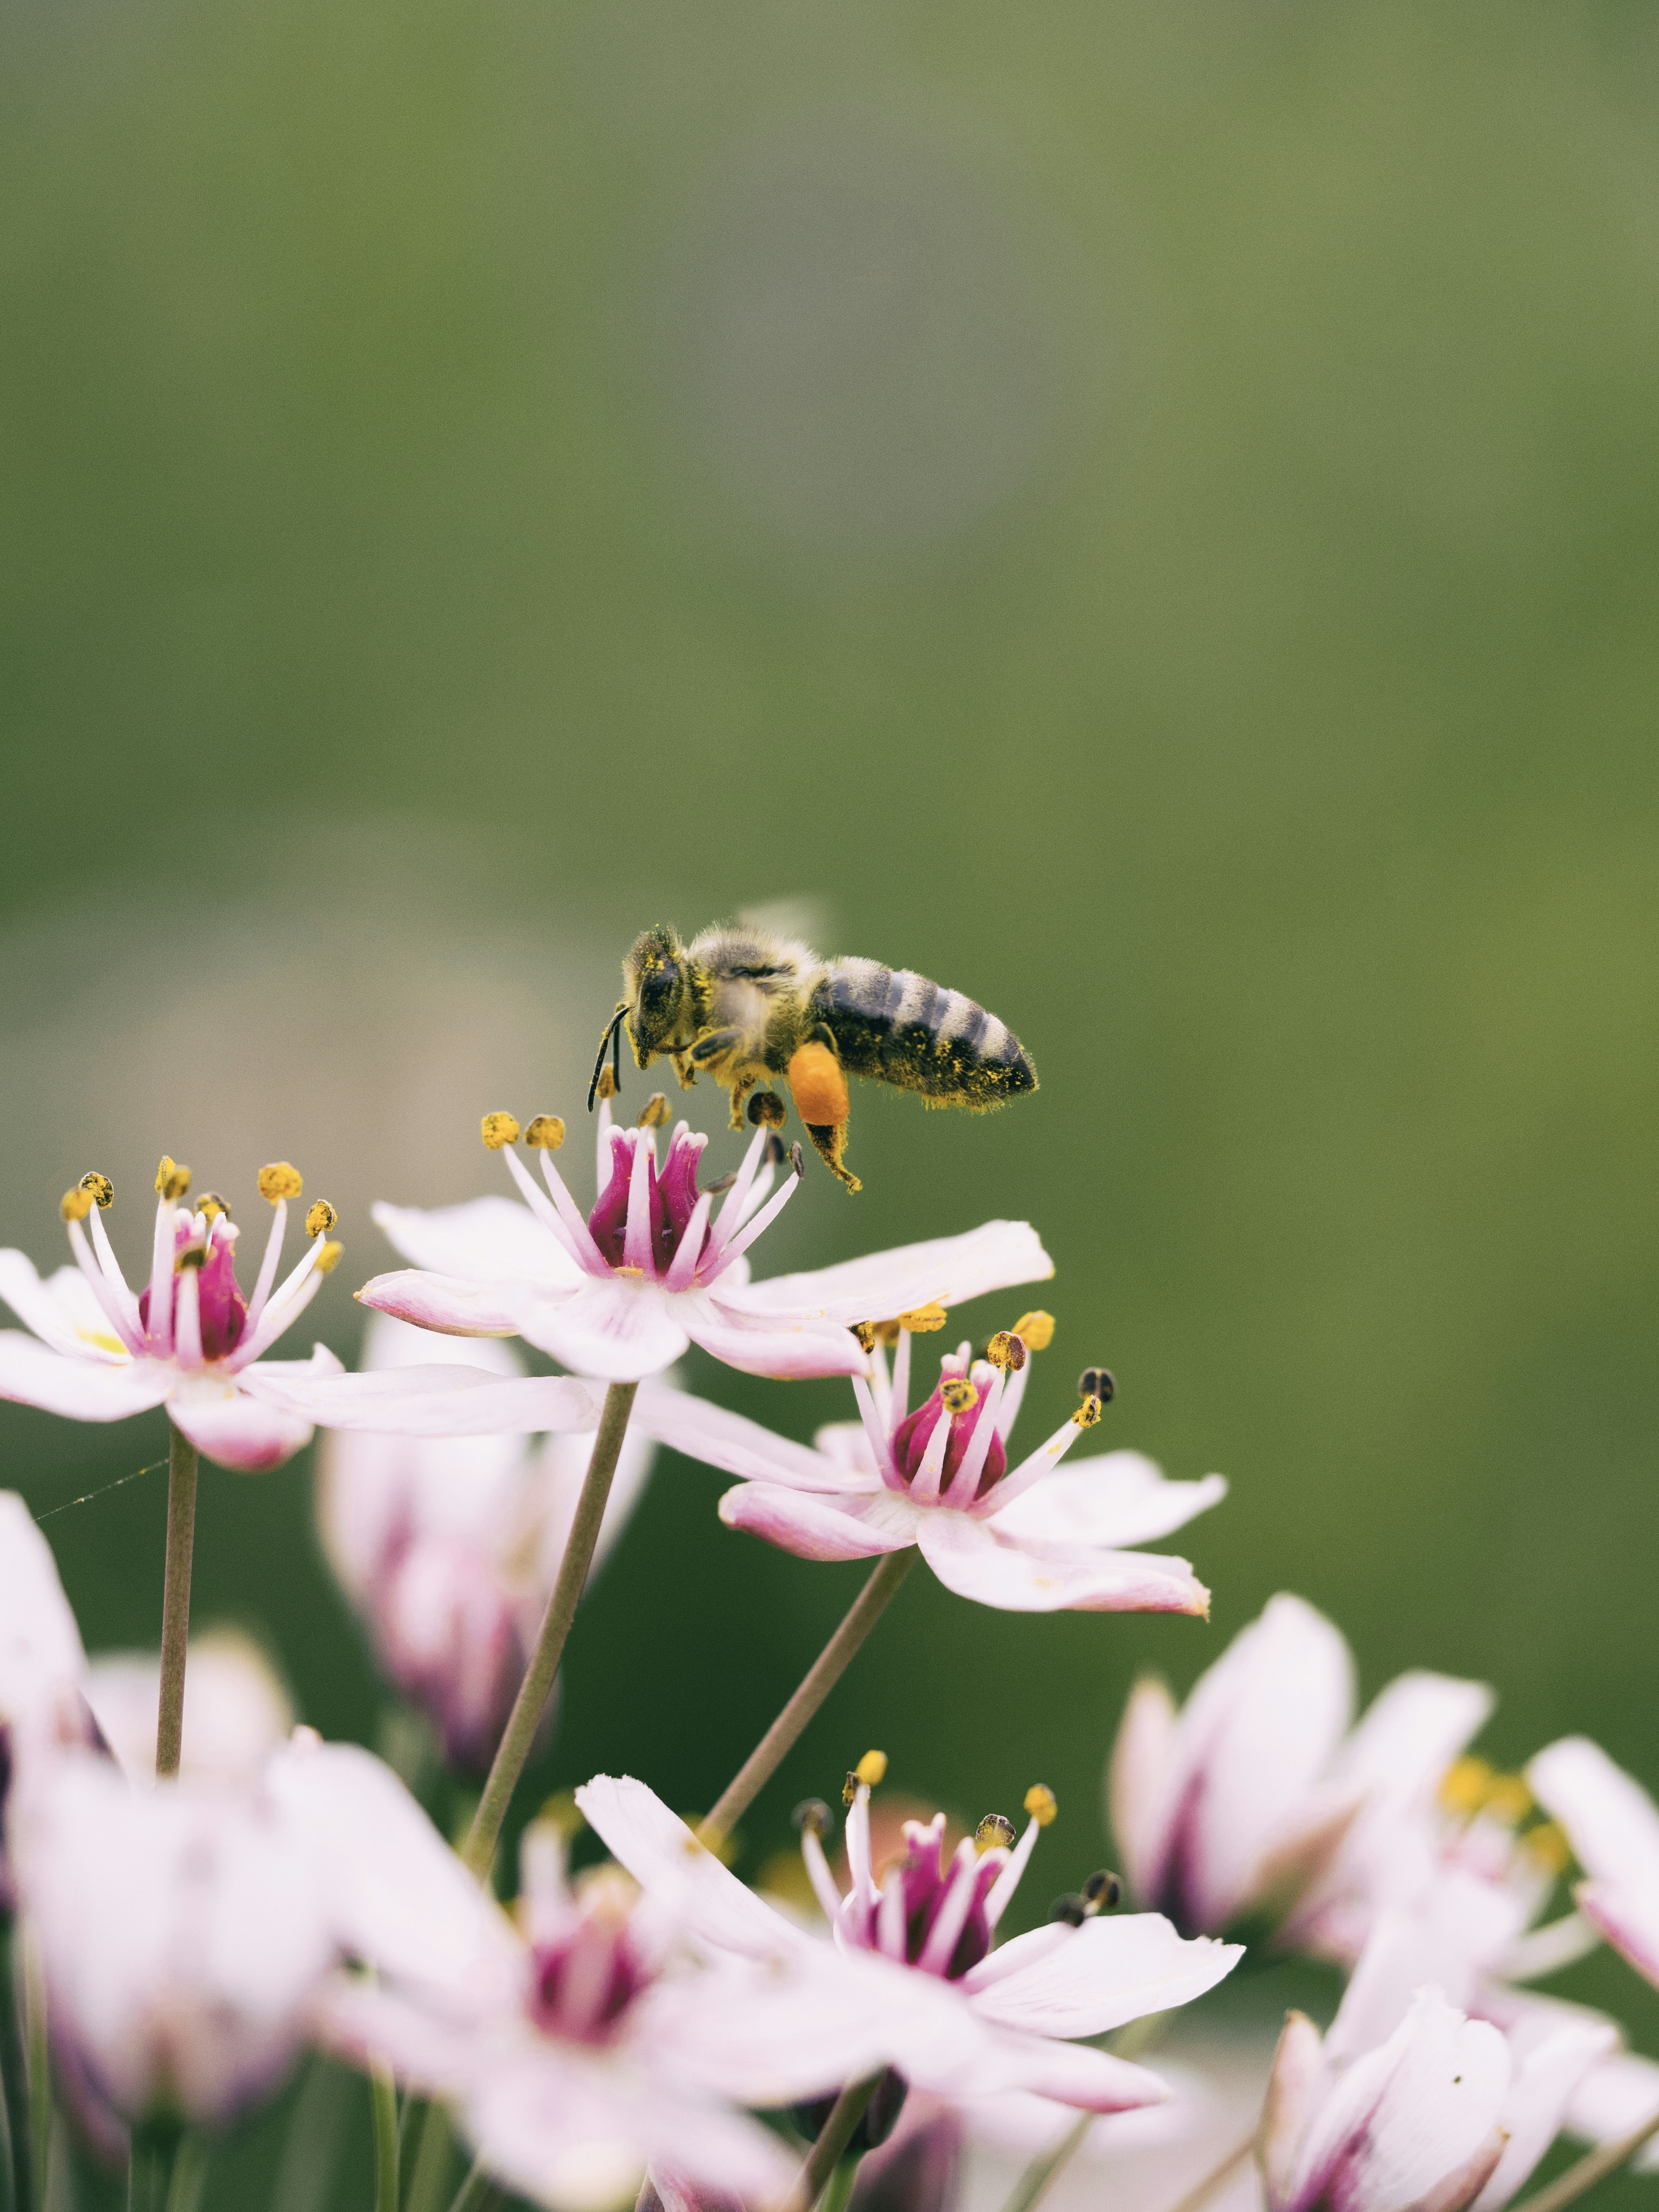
136;1220;247;1361
529;1917;651;2046
881;1824;1001;1981
889;1368;1007;1502
585;1127;708;1273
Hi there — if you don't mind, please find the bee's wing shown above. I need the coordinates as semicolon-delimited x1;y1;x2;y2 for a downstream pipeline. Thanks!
734;895;834;951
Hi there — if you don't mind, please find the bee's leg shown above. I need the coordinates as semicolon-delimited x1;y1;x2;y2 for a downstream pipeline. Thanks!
727;1075;756;1132
671;1050;699;1090
688;1026;743;1069
803;1121;861;1193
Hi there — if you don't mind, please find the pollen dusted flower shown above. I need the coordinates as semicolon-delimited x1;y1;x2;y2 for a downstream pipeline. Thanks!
322;1817;892;2212
0;1159;601;1473
576;1762;1241;2125
318;1314;656;1772
636;1319;1224;1613
359;1102;1053;1385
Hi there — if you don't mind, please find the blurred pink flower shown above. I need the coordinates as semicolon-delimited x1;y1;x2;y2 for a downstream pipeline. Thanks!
636;1326;1222;1614
1529;1736;1659;1995
318;1314;656;1771
576;1770;1239;2121
360;1102;1051;1384
0;1164;600;1472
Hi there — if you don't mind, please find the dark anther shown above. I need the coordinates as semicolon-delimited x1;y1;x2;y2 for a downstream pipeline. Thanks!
746;1089;787;1128
1077;1367;1116;1404
1082;1869;1123;1912
842;1771;860;1808
704;1171;738;1195
792;1798;832;1839
1050;1893;1089;1926
788;1141;805;1176
975;1813;1016;1852
762;1133;790;1168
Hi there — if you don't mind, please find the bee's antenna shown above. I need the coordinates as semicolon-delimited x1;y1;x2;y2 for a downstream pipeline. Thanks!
588;1006;626;1114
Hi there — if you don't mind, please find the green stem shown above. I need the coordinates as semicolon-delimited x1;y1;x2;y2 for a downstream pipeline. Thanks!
370;2062;399;2212
699;1550;916;1850
127;2135;173;2212
999;2113;1091;2212
0;1919;31;2212
155;1424;199;1778
790;2079;878;2212
1511;2107;1659;2212
443;2159;499;2212
819;2156;859;2212
21;1924;45;2212
404;2102;457;2212
163;2136;208;2212
462;1381;638;1881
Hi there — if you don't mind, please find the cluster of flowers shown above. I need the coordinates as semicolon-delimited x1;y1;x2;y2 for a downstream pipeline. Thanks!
0;1094;1654;2212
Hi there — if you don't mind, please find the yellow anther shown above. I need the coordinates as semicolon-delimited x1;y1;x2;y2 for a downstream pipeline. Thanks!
898;1303;947;1333
594;1066;618;1102
1439;1756;1495;1818
1073;1394;1103;1429
1484;1773;1533;1826
175;1244;206;1271
536;1789;584;1837
59;1188;93;1223
258;1163;304;1204
854;1749;888;1789
154;1156;191;1202
1024;1784;1058;1827
1522;1820;1572;1876
986;1330;1026;1373
940;1377;979;1415
197;1192;230;1222
481;1111;521;1150
78;1172;113;1210
304;1200;338;1239
1013;1311;1055;1351
637;1093;672;1129
313;1240;345;1276
975;1813;1016;1854
525;1116;566;1151
873;1319;901;1346
850;1321;877;1353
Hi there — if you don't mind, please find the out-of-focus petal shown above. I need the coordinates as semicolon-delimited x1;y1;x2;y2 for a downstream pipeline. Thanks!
916;1513;1210;1615
0;1491;88;1749
962;1917;1241;2040
167;1379;315;1473
84;1631;291;1789
1528;1737;1659;1893
718;1482;918;1563
356;1269;522;1338
1262;2013;1327;2211
987;1456;1228;1551
1575;1880;1659;1991
1331;1672;1495;1803
0;1332;170;1421
1564;2045;1659;2172
726;1222;1053;1327
632;1386;867;1493
514;1279;690;1383
1474;2017;1618;2212
575;1776;801;1964
1108;1675;1179;1905
973;2033;1175;2114
0;1253;112;1359
372;1197;582;1289
245;1361;600;1437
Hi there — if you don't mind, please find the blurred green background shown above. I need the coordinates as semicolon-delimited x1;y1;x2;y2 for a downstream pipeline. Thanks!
5;0;1659;2198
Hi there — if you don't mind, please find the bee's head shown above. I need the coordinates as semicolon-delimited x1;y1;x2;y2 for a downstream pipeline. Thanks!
624;925;692;1062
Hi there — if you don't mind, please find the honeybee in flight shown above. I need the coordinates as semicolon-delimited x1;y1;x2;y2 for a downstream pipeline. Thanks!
590;921;1037;1192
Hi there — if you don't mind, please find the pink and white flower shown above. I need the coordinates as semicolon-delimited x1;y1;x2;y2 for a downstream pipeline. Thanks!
0;1492;97;1860
576;1767;1240;2122
635;1324;1223;1614
0;1160;601;1473
322;1816;896;2212
1528;1736;1659;1995
318;1314;656;1771
359;1104;1053;1385
84;1630;294;1790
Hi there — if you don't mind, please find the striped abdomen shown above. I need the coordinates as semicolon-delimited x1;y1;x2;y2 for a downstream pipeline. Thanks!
811;959;1037;1109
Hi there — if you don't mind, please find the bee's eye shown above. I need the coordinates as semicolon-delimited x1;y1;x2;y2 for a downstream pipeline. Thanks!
638;960;682;1020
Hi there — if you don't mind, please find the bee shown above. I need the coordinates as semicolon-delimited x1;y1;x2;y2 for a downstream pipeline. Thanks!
590;921;1037;1191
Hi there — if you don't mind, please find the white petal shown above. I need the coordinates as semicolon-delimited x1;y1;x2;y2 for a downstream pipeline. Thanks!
0;1331;168;1421
1333;1671;1495;1802
84;1631;292;1789
987;1455;1228;1550
0;1491;88;1741
687;1303;868;1381
631;1385;865;1493
1564;2045;1659;2171
358;1311;525;1377
372;1196;581;1289
916;1512;1210;1615
0;1251;114;1359
167;1379;315;1473
514;1279;690;1383
1474;2017;1618;2212
726;1220;1054;1327
356;1269;523;1337
719;1482;919;1563
243;1361;600;1437
574;1776;801;1963
1528;1736;1659;1893
1108;1676;1179;1906
961;1916;1241;2039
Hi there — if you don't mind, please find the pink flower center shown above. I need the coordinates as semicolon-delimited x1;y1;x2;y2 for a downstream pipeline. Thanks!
528;1917;651;2047
137;1220;247;1361
889;1365;1007;1503
585;1125;708;1273
876;1820;1001;1981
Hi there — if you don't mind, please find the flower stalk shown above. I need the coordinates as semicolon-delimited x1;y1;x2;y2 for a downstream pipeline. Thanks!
1510;2108;1659;2212
999;2112;1092;2212
155;1422;198;1778
789;2077;879;2212
699;1548;916;1850
462;1380;640;1880
369;2059;399;2212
